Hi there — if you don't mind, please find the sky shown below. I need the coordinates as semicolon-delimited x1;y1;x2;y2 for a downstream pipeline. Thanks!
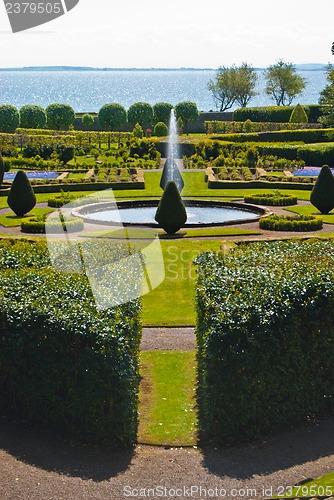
0;0;333;69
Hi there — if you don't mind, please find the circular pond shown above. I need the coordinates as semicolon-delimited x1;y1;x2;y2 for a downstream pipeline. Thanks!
73;200;266;227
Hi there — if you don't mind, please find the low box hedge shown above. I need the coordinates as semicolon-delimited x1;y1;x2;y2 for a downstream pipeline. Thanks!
259;214;322;231
0;239;142;447
21;215;84;233
244;192;298;206
195;240;334;445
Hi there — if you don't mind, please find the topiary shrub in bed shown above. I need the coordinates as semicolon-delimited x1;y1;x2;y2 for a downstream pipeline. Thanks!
310;164;334;214
7;170;36;216
155;181;187;234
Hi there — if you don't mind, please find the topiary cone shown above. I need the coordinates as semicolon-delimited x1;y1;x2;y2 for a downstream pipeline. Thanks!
7;170;36;216
155;181;187;234
310;164;334;214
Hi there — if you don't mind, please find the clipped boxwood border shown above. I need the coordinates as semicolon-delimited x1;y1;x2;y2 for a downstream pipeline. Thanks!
259;214;322;231
21;216;84;233
244;192;298;206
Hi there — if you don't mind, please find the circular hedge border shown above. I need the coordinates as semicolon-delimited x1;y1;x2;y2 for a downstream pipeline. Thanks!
244;192;298;206
21;216;84;233
259;214;322;231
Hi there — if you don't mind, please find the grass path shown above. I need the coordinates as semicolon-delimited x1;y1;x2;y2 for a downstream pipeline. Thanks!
138;351;197;446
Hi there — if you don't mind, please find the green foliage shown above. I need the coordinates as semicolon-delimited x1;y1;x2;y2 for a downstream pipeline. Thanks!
233;105;298;122
265;59;306;106
46;103;75;130
20;104;46;129
98;103;127;131
259;214;322;231
153;102;173;124
244;191;297;206
58;146;75;164
154;121;168;137
0;151;4;185
128;102;153;129
289;103;308;123
174;101;200;133
0;104;19;133
81;113;95;128
195;240;334;445
21;215;84;233
319;64;334;126
7;170;36;216
310;164;334;213
133;123;144;138
0;239;141;446
155;181;187;234
208;63;258;111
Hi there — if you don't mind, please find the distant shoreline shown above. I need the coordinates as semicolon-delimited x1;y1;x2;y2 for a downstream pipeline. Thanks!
0;64;327;72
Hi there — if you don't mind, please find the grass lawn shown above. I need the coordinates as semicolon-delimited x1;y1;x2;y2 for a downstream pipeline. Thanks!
0;207;54;227
284;204;334;223
142;239;222;326
138;351;197;446
271;471;334;498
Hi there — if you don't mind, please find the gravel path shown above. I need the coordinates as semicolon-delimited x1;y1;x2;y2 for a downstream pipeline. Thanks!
141;327;195;351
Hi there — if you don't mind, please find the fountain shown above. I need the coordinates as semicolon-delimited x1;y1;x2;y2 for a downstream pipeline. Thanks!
72;110;267;230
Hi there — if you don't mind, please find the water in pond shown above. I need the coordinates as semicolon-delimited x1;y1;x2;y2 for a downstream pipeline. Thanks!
4;171;58;180
84;205;258;225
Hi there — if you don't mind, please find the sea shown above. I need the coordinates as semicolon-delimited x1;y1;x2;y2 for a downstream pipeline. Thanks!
0;68;328;113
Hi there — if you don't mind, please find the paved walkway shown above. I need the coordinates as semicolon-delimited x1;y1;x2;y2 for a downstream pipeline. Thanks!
141;327;195;350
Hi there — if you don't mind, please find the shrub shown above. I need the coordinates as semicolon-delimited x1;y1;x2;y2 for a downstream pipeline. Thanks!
259;214;322;231
153;102;173;124
310;164;334;213
128;102;153;129
289;103;308;123
244;191;297;206
195;240;334;445
154;122;168;137
0;104;19;133
21;215;84;233
7;170;36;216
0;152;4;185
0;239;141;446
20;104;47;129
132;123;144;138
155;181;187;234
81;113;95;128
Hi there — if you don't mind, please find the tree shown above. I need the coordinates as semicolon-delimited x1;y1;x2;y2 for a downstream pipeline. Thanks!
155;181;187;234
7;170;36;216
265;60;306;106
58;146;74;165
19;104;46;129
207;63;258;111
153;102;173;124
310;165;334;214
174;101;199;134
319;64;334;126
46;103;75;130
0;105;19;133
81;113;95;128
98;103;127;131
127;102;153;129
289;103;308;123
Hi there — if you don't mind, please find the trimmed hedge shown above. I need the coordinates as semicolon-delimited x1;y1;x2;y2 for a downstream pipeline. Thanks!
232;105;322;123
21;215;84;233
244;192;297;206
195;240;334;445
259;214;322;231
0;239;142;447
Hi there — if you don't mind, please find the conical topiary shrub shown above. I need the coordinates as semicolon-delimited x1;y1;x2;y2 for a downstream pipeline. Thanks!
155;181;187;234
310;164;334;214
289;103;308;123
7;170;36;216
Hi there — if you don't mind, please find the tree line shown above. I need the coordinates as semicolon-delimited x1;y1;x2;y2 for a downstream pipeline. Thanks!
0;101;200;134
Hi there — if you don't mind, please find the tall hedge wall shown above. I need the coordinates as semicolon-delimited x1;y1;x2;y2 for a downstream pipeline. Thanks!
0;239;141;447
195;240;334;445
